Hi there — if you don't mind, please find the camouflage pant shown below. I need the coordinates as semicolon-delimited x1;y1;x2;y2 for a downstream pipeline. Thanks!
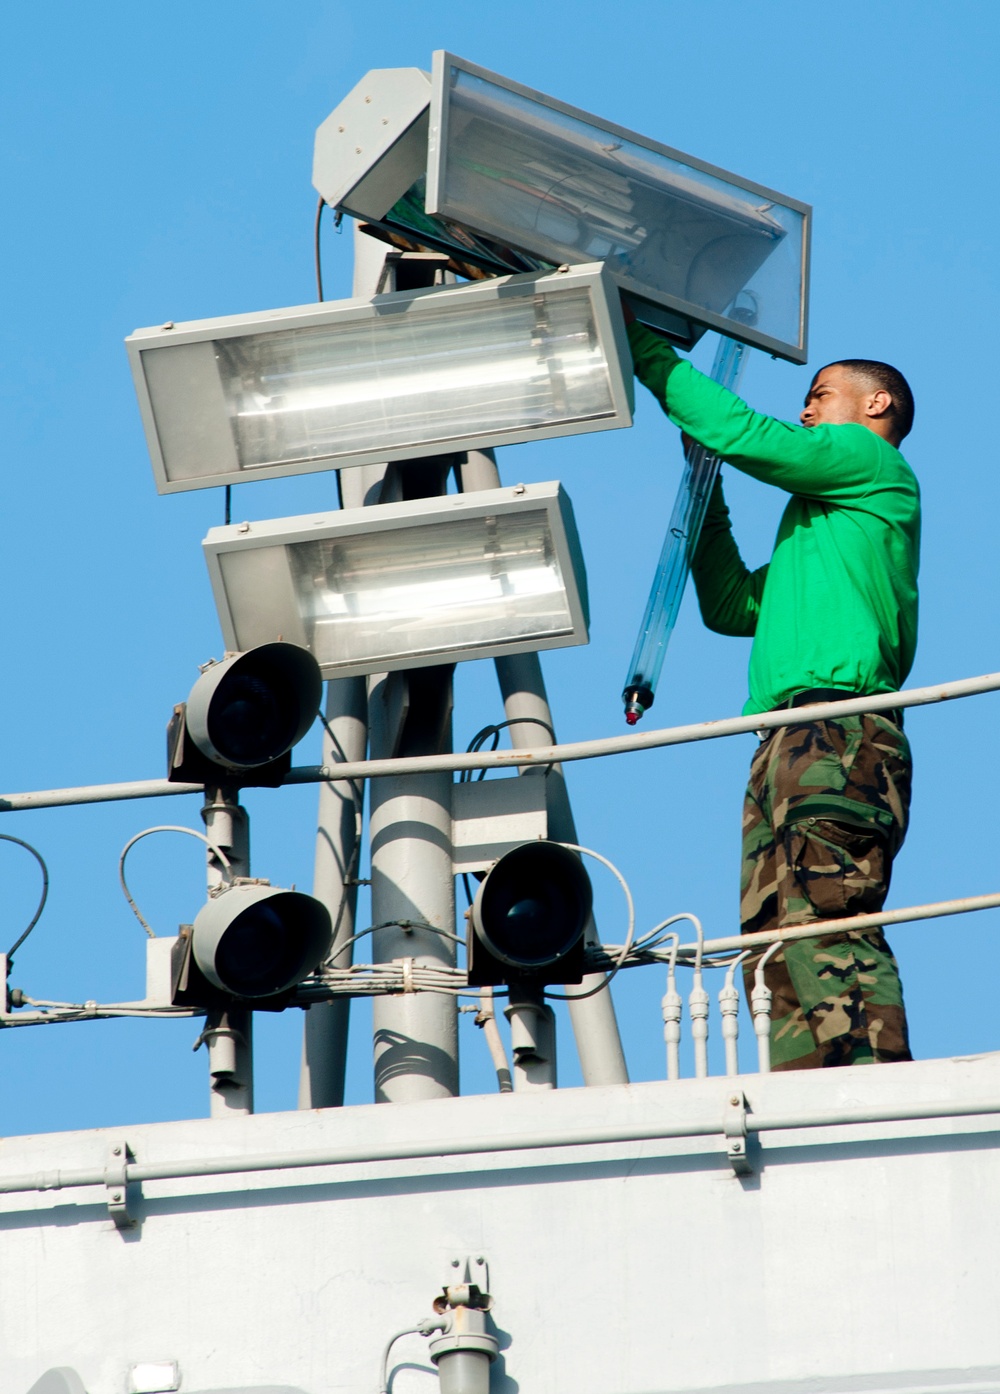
741;714;913;1070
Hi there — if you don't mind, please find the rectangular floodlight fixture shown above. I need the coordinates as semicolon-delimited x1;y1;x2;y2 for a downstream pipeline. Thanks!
126;263;632;494
313;55;810;363
203;481;589;678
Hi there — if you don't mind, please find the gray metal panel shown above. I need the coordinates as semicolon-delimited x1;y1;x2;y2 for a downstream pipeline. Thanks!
3;1055;1000;1392
799;197;812;362
588;260;634;423
554;480;591;631
131;339;240;490
339;110;430;223
451;777;547;873
312;67;431;219
211;545;308;653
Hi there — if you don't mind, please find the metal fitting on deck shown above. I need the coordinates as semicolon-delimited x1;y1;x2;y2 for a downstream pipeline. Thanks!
428;1304;499;1394
429;1261;498;1394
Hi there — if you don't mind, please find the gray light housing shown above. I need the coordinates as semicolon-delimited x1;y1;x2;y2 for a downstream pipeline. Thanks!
312;52;811;363
126;262;632;494
472;841;593;971
202;482;590;680
192;884;331;999
313;67;432;222
186;643;322;772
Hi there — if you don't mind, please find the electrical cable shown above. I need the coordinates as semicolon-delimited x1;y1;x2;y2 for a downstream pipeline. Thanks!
118;826;233;939
542;843;635;1002
378;1319;445;1394
461;717;555;782
475;985;513;1093
10;999;196;1020
751;940;783;1073
314;194;326;301
719;949;751;1077
632;911;704;955
318;710;367;953
754;938;784;989
318;918;467;961
1;833;50;963
460;871;477;909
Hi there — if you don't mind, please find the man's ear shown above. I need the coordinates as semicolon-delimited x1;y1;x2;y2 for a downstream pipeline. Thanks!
866;388;894;420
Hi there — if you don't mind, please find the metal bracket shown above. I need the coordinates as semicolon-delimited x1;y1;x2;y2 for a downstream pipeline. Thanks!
440;1254;491;1309
723;1091;753;1176
105;1140;135;1228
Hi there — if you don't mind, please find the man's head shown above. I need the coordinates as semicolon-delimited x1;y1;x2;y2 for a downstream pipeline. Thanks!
801;359;914;445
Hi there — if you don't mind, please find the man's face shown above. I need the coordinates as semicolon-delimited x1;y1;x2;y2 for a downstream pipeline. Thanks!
800;365;868;429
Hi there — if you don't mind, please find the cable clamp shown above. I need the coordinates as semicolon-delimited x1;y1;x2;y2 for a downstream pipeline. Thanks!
105;1140;136;1229
723;1090;754;1177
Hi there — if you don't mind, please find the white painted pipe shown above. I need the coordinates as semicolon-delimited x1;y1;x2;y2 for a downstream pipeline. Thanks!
676;888;1000;960
3;1093;998;1197
3;671;1000;812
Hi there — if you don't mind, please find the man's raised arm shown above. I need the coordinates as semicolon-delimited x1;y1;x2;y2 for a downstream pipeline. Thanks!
626;320;882;500
691;477;767;638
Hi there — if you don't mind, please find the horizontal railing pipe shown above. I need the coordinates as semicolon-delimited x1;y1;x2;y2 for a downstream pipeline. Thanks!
673;889;1000;960
0;778;200;812
2;671;999;814
1;1094;998;1198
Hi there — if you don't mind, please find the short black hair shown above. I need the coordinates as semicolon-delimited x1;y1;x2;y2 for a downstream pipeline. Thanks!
818;359;915;441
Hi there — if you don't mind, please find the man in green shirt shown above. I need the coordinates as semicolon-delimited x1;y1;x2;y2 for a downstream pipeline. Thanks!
626;315;919;1070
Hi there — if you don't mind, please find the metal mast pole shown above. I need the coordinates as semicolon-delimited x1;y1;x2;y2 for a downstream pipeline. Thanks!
369;698;459;1102
351;227;461;1103
458;452;629;1087
298;676;366;1109
298;226;403;1110
201;786;253;1116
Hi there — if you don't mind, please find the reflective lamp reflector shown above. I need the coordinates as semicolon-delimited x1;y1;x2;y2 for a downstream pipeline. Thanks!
424;52;810;362
203;482;589;679
126;262;632;494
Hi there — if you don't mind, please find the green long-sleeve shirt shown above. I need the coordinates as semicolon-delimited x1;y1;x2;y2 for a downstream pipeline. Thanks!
626;321;921;716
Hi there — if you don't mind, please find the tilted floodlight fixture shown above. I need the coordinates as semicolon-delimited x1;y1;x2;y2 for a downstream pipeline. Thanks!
313;52;811;363
468;841;593;987
167;642;322;786
126;262;632;494
202;482;589;679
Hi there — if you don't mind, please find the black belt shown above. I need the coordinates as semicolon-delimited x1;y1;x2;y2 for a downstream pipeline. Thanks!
775;688;903;727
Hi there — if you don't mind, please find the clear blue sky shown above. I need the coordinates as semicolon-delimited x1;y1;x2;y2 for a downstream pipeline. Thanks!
2;1;998;1133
